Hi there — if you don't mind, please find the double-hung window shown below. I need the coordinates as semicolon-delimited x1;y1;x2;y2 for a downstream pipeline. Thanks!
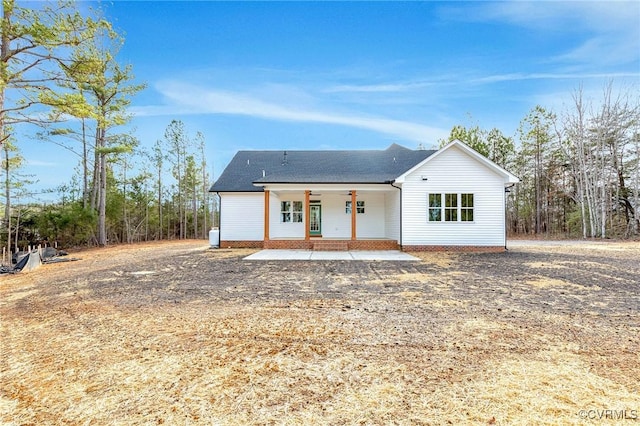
281;201;303;223
292;201;303;222
444;193;457;221
428;194;442;221
461;193;474;221
345;201;365;214
428;193;474;222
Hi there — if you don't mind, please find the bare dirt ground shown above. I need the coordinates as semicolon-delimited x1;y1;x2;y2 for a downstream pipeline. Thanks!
1;240;638;425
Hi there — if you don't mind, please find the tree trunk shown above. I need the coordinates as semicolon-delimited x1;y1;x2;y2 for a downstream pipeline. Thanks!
82;118;88;209
3;144;11;255
97;127;107;246
193;184;197;239
158;172;162;240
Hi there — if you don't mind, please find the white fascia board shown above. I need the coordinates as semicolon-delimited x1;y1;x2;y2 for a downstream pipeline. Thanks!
395;139;520;185
257;183;395;193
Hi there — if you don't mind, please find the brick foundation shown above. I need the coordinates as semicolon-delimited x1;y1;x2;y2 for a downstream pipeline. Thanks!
221;240;504;252
226;239;400;250
219;240;264;249
346;240;399;250
402;245;506;253
264;240;314;250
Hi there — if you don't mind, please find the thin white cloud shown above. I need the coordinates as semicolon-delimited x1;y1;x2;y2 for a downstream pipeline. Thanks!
440;1;640;67
325;81;436;93
454;1;638;33
324;71;639;94
25;159;59;167
134;81;448;144
471;72;640;84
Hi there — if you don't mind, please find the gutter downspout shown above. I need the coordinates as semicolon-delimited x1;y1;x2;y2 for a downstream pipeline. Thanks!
504;184;515;250
215;192;221;236
390;181;402;249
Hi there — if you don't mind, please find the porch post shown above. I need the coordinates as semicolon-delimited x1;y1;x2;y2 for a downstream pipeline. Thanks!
264;190;270;241
305;190;310;241
351;190;357;240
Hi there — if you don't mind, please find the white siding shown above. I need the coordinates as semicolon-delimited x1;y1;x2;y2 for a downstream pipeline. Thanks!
221;189;395;241
320;194;351;238
316;193;387;238
402;144;506;246
385;190;401;242
220;193;264;241
356;193;386;238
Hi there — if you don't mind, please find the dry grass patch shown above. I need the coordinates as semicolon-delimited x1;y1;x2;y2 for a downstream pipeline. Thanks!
411;251;458;268
1;240;638;425
206;248;259;259
441;349;639;425
526;276;593;290
524;261;567;269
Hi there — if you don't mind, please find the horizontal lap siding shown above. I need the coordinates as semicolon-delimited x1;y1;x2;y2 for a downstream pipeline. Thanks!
321;193;386;239
402;145;506;246
220;193;264;241
321;194;351;238
385;190;400;242
356;193;386;239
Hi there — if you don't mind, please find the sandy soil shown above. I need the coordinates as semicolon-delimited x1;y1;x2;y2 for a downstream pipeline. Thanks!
1;240;638;425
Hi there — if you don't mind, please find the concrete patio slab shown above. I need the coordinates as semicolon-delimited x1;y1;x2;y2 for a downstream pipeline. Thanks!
244;249;420;261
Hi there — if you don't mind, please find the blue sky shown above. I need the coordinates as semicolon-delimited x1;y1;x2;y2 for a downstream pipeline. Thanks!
20;1;640;200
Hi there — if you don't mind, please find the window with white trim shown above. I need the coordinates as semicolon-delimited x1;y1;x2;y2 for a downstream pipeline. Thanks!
428;193;474;222
292;201;303;222
281;201;303;223
461;193;474;221
444;193;457;221
428;194;441;221
345;200;365;214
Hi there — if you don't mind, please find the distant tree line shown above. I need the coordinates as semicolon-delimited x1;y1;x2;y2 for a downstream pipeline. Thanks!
441;82;640;239
1;1;215;255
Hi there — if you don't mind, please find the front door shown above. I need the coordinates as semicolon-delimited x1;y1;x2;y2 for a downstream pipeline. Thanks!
309;204;321;236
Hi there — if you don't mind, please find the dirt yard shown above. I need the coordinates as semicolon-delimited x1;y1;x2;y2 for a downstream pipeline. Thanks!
1;240;638;425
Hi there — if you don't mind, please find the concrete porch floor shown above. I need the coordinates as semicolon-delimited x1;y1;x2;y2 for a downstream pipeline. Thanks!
244;249;420;261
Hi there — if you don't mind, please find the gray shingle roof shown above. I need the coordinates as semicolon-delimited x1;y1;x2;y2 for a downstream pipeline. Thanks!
210;143;436;192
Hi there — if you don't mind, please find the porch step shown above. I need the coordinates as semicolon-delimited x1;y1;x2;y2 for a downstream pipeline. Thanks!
313;241;349;251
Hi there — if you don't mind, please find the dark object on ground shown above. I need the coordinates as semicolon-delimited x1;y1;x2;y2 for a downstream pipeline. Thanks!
41;247;59;259
13;250;42;273
1;247;79;274
42;257;79;264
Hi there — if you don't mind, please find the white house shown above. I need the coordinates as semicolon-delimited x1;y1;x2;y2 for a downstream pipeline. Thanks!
210;140;519;251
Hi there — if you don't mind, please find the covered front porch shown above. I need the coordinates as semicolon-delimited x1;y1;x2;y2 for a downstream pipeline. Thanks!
262;184;401;251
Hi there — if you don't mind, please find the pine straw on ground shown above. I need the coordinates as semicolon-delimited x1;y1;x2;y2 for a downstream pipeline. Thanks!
1;240;638;425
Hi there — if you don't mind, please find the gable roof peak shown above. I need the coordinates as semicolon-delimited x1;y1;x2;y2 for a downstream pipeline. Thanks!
385;143;412;152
